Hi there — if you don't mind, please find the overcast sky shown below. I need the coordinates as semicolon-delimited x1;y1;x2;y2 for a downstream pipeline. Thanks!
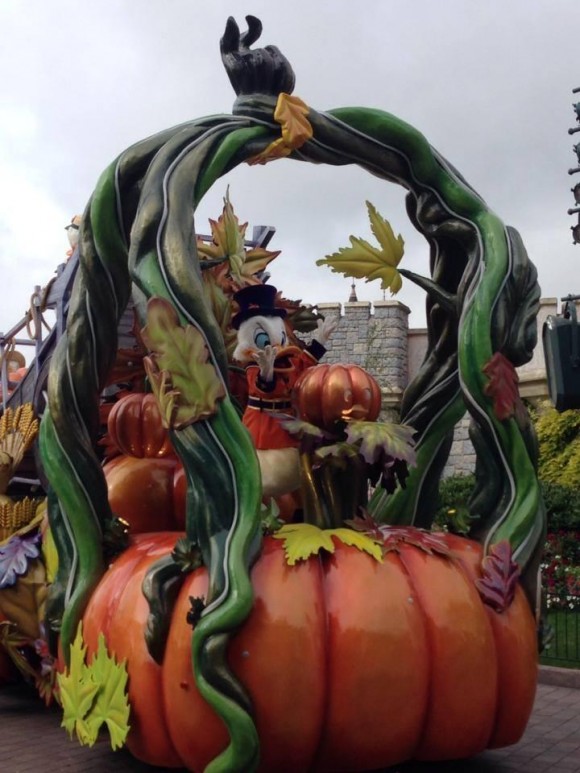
1;0;579;349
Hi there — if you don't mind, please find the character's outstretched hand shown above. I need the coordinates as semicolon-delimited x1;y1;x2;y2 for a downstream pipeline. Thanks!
314;316;338;346
252;345;276;383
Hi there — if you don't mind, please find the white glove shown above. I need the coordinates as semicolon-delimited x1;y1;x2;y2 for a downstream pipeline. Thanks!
252;344;276;383
313;316;338;346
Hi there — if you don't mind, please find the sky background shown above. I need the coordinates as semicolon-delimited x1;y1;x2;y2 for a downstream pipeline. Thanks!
1;0;579;347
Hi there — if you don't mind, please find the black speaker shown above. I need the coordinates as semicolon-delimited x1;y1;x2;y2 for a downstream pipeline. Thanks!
543;300;580;411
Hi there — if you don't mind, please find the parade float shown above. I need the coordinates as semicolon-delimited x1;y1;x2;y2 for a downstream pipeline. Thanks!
0;15;545;772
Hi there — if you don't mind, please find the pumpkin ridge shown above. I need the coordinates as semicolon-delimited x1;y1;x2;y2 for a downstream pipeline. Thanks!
310;546;336;771
401;543;498;759
83;536;183;768
438;536;508;749
484;587;538;748
393;543;433;757
112;538;183;768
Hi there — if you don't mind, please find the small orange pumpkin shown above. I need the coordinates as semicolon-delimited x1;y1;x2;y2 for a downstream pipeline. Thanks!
292;363;382;430
104;455;185;533
8;366;28;385
107;393;173;458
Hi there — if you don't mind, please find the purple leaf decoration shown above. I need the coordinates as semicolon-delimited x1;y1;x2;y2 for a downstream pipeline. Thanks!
379;526;451;557
0;532;40;588
475;540;520;613
344;512;384;541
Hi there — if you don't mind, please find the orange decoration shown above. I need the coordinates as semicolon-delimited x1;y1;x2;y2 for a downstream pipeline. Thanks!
293;363;382;430
82;529;537;771
107;393;174;458
248;93;313;165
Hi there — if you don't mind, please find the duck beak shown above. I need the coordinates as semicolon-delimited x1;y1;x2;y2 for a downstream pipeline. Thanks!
274;344;302;360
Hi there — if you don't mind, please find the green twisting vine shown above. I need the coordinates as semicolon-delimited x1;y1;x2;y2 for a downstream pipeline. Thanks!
41;110;282;770
40;17;546;771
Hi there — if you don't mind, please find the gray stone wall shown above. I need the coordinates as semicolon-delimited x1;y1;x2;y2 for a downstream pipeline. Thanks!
317;300;410;411
314;295;554;480
443;415;476;479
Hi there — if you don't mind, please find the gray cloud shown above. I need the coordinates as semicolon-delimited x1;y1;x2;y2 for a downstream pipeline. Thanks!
1;0;578;338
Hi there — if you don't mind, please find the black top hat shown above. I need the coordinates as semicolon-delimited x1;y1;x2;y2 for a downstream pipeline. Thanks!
232;284;287;329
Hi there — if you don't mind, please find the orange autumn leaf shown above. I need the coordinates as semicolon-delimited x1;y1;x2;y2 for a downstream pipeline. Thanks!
249;93;313;165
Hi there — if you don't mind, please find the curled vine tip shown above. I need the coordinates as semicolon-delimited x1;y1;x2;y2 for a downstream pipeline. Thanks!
220;15;296;97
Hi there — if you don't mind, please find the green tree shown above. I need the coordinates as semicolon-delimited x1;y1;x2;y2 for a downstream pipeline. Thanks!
533;401;580;486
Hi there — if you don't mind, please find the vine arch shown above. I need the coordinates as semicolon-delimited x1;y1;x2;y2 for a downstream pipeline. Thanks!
39;15;545;771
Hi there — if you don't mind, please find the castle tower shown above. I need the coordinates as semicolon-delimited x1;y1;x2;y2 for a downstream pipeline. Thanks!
316;298;410;414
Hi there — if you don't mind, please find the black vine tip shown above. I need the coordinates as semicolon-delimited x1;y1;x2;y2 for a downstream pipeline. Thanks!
220;15;296;98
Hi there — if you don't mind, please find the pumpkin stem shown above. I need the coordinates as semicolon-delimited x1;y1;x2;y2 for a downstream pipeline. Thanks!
299;452;370;529
299;452;330;528
338;454;369;524
320;464;343;528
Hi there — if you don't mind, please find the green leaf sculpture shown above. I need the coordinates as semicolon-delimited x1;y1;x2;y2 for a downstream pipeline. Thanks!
346;420;417;466
316;201;405;294
345;420;416;492
142;297;226;429
58;623;130;750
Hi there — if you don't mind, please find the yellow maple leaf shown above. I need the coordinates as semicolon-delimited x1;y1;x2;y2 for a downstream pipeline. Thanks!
58;624;131;751
84;633;130;750
272;523;383;565
58;623;99;744
316;201;404;294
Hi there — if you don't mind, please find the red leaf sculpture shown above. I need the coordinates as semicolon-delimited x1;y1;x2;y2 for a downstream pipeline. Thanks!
344;512;385;542
344;520;451;556
378;526;451;557
475;540;520;613
482;352;521;421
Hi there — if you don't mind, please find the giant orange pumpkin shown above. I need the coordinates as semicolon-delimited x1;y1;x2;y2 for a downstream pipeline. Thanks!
292;363;382;430
82;528;537;772
107;393;173;458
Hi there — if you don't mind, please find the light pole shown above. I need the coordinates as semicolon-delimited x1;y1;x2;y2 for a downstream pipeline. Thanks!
541;88;580;409
568;88;580;243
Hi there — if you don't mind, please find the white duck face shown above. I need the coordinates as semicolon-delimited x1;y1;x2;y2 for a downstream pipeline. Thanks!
233;315;288;362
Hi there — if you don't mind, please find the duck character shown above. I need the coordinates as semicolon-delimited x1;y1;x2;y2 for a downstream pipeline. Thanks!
232;284;335;498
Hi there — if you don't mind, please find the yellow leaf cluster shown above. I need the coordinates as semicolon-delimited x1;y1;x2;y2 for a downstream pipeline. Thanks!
58;623;130;750
272;523;383;565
